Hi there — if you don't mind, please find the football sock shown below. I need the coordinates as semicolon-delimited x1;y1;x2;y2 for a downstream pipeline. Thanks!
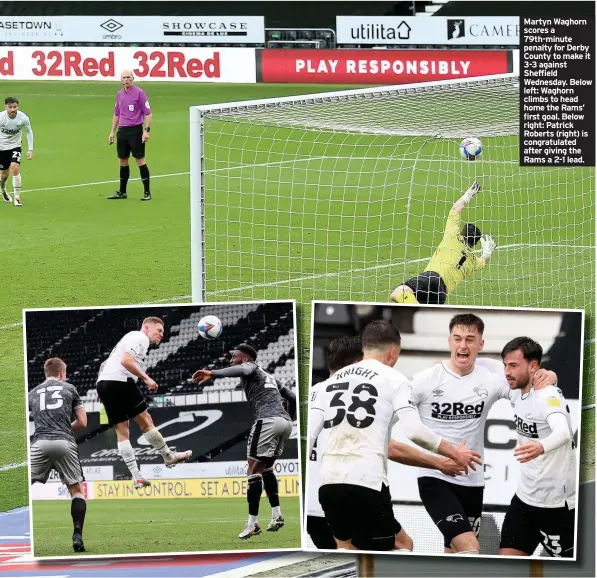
0;176;6;191
143;427;172;459
117;439;141;478
139;164;150;193
119;165;130;194
247;474;263;516
263;467;280;511
12;174;21;200
71;494;86;534
248;514;259;526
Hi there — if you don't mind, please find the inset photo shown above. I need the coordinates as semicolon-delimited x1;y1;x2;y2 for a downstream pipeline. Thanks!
306;301;583;561
24;301;301;559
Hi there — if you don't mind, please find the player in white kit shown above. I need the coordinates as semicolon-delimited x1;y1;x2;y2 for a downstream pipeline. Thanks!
309;321;482;551
306;335;467;550
96;316;192;488
0;97;33;206
412;313;558;555
499;337;576;558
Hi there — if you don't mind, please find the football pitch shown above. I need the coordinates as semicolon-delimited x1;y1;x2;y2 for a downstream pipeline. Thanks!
32;497;300;557
0;80;594;523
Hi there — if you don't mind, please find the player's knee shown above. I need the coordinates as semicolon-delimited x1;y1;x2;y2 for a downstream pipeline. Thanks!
68;483;82;496
11;167;20;178
394;529;413;551
135;157;146;166
119;158;129;167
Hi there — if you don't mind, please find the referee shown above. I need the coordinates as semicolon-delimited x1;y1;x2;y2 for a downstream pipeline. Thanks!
108;69;152;201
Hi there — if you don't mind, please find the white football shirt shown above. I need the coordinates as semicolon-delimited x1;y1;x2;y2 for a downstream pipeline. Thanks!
0;110;33;151
97;331;150;382
306;380;327;517
511;385;576;508
412;361;510;486
311;359;415;492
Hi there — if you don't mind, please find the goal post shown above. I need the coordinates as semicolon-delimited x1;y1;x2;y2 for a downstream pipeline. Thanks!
189;72;595;414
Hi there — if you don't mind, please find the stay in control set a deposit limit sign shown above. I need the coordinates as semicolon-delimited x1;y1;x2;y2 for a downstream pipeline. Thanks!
520;15;595;166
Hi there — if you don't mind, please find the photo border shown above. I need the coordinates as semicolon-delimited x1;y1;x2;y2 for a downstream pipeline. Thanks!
303;299;585;563
23;299;305;561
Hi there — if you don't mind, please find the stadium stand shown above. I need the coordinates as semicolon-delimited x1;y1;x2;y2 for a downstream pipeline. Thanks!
25;303;296;404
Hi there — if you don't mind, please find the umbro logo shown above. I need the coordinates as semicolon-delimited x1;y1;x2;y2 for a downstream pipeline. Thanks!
101;19;123;33
432;388;444;397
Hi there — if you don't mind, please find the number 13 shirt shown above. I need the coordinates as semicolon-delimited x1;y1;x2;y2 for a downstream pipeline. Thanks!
310;359;415;491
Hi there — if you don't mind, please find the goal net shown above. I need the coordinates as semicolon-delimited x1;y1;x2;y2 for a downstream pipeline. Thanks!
190;73;595;471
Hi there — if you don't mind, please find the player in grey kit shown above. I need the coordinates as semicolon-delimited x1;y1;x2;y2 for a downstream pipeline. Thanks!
28;358;88;553
193;343;296;539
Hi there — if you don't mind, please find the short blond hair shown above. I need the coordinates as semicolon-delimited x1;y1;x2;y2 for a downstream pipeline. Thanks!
44;357;66;378
142;316;164;327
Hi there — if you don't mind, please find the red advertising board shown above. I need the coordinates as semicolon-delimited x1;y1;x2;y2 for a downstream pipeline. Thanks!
0;47;256;82
260;49;513;84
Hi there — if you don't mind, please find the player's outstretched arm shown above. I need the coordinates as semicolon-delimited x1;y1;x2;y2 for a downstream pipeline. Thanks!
398;408;481;472
388;439;465;477
192;364;254;383
451;181;480;213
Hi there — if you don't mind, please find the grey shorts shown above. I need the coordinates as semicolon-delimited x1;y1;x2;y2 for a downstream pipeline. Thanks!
247;417;293;460
30;439;84;487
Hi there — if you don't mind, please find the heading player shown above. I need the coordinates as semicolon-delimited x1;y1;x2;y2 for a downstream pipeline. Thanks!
29;358;88;553
411;313;557;555
96;317;192;488
499;337;576;558
306;335;466;550
309;320;481;552
0;96;33;207
193;343;297;540
391;182;496;305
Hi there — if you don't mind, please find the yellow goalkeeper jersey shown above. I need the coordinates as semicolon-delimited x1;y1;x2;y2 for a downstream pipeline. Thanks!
424;210;487;294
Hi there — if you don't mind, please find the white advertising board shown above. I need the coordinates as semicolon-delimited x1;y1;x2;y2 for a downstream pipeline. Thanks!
0;16;264;44
337;16;520;46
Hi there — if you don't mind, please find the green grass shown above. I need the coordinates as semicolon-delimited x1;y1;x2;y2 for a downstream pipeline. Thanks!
32;497;300;557
0;79;594;520
0;80;369;513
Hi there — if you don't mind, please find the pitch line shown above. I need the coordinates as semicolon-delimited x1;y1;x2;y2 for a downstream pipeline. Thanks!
209;242;596;295
0;461;27;472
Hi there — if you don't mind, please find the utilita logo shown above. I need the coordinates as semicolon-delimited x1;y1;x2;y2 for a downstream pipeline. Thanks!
100;19;123;40
348;21;412;41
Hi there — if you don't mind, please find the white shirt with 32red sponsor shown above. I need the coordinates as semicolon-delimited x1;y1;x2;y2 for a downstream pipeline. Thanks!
0;110;33;151
311;359;415;492
97;330;150;383
511;385;577;508
411;361;510;487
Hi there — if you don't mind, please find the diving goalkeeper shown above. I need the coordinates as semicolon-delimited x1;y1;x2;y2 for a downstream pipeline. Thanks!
391;181;496;305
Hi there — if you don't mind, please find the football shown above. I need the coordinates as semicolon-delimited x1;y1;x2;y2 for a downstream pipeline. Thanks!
459;137;483;161
198;315;223;339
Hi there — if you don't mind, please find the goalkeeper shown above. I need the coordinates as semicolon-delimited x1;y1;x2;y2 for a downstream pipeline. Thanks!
391;181;496;305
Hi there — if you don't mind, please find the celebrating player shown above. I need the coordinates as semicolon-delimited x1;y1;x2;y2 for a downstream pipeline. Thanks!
108;70;152;201
309;320;481;552
0;96;33;207
29;358;88;553
96;317;192;488
193;343;297;540
391;182;496;305
499;337;576;558
306;335;466;550
411;314;557;555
